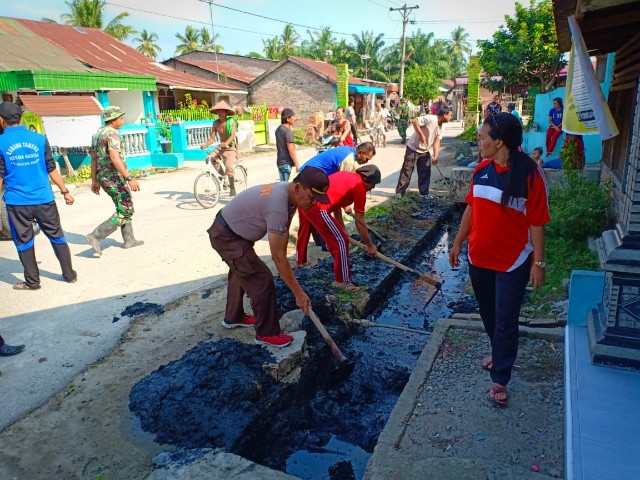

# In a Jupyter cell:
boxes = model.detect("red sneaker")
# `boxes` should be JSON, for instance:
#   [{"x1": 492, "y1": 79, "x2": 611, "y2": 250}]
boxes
[
  {"x1": 254, "y1": 333, "x2": 294, "y2": 348},
  {"x1": 221, "y1": 314, "x2": 256, "y2": 329}
]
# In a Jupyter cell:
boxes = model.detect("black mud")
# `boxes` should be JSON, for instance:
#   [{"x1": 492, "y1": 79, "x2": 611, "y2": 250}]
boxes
[
  {"x1": 121, "y1": 302, "x2": 165, "y2": 317},
  {"x1": 129, "y1": 196, "x2": 475, "y2": 479},
  {"x1": 129, "y1": 338, "x2": 281, "y2": 450}
]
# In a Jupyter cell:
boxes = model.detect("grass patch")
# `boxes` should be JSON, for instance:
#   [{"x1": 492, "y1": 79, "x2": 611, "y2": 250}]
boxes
[
  {"x1": 64, "y1": 165, "x2": 92, "y2": 185},
  {"x1": 293, "y1": 127, "x2": 316, "y2": 146}
]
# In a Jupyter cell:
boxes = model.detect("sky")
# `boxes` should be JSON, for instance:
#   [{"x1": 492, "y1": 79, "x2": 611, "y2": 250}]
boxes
[{"x1": 6, "y1": 0, "x2": 518, "y2": 61}]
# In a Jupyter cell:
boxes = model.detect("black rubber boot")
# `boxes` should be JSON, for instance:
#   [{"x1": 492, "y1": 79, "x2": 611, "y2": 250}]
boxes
[
  {"x1": 228, "y1": 176, "x2": 236, "y2": 197},
  {"x1": 121, "y1": 223, "x2": 144, "y2": 249},
  {"x1": 86, "y1": 219, "x2": 118, "y2": 256}
]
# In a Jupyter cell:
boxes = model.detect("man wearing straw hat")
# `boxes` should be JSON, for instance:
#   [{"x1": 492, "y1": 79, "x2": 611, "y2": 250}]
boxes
[
  {"x1": 201, "y1": 100, "x2": 239, "y2": 196},
  {"x1": 86, "y1": 105, "x2": 144, "y2": 256}
]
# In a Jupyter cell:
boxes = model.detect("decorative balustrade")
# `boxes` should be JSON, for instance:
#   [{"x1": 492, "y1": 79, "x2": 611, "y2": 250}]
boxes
[
  {"x1": 186, "y1": 124, "x2": 212, "y2": 149},
  {"x1": 120, "y1": 128, "x2": 149, "y2": 156}
]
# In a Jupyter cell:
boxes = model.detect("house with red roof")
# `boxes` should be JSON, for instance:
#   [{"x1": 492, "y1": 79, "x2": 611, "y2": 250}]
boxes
[
  {"x1": 0, "y1": 17, "x2": 247, "y2": 125},
  {"x1": 249, "y1": 56, "x2": 391, "y2": 124}
]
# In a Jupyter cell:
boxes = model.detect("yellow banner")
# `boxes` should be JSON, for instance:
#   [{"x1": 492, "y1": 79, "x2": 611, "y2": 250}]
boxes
[
  {"x1": 20, "y1": 112, "x2": 44, "y2": 134},
  {"x1": 336, "y1": 63, "x2": 349, "y2": 108},
  {"x1": 563, "y1": 16, "x2": 618, "y2": 139}
]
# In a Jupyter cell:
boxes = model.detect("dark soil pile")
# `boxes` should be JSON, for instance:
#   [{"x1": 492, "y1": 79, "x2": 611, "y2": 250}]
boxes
[
  {"x1": 121, "y1": 302, "x2": 165, "y2": 317},
  {"x1": 129, "y1": 338, "x2": 281, "y2": 450}
]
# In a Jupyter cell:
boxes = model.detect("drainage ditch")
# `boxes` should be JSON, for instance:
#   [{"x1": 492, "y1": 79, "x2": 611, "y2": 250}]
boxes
[{"x1": 130, "y1": 201, "x2": 477, "y2": 479}]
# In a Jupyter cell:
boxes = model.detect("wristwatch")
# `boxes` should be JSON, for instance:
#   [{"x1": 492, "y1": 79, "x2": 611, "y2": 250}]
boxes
[
  {"x1": 125, "y1": 175, "x2": 133, "y2": 181},
  {"x1": 61, "y1": 190, "x2": 69, "y2": 195},
  {"x1": 534, "y1": 260, "x2": 546, "y2": 269}
]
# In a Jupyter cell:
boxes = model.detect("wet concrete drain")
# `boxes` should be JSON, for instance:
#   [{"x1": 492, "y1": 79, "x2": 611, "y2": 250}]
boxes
[{"x1": 129, "y1": 215, "x2": 476, "y2": 479}]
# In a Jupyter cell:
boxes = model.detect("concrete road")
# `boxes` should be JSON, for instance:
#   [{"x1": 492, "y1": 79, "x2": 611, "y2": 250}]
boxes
[{"x1": 0, "y1": 121, "x2": 464, "y2": 430}]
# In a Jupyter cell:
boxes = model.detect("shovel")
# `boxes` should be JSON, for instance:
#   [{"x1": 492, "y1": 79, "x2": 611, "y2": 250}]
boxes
[
  {"x1": 307, "y1": 309, "x2": 355, "y2": 385},
  {"x1": 348, "y1": 237, "x2": 442, "y2": 289}
]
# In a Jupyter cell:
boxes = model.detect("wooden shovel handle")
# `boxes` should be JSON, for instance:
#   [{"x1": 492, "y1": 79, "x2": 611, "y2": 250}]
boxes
[
  {"x1": 308, "y1": 309, "x2": 348, "y2": 363},
  {"x1": 348, "y1": 237, "x2": 442, "y2": 288}
]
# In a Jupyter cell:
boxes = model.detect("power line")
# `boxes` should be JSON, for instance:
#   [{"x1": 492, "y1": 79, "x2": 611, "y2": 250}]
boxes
[{"x1": 390, "y1": 4, "x2": 420, "y2": 98}]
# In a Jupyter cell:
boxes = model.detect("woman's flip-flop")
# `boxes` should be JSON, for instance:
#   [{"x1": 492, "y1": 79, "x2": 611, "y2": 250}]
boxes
[
  {"x1": 489, "y1": 384, "x2": 508, "y2": 407},
  {"x1": 13, "y1": 282, "x2": 41, "y2": 291}
]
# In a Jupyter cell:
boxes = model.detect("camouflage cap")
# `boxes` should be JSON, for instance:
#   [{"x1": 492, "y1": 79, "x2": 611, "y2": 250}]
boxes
[{"x1": 103, "y1": 106, "x2": 125, "y2": 122}]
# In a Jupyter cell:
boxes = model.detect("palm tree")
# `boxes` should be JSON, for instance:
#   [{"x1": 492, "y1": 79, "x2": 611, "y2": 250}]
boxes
[
  {"x1": 448, "y1": 26, "x2": 471, "y2": 76},
  {"x1": 44, "y1": 0, "x2": 136, "y2": 41},
  {"x1": 351, "y1": 31, "x2": 388, "y2": 81},
  {"x1": 200, "y1": 28, "x2": 223, "y2": 53},
  {"x1": 134, "y1": 29, "x2": 161, "y2": 60},
  {"x1": 280, "y1": 24, "x2": 299, "y2": 57},
  {"x1": 404, "y1": 30, "x2": 451, "y2": 80},
  {"x1": 262, "y1": 36, "x2": 283, "y2": 60},
  {"x1": 300, "y1": 26, "x2": 335, "y2": 60},
  {"x1": 175, "y1": 26, "x2": 201, "y2": 56}
]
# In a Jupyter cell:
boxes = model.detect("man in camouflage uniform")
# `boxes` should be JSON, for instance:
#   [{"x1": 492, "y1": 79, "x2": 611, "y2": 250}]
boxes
[
  {"x1": 86, "y1": 106, "x2": 143, "y2": 256},
  {"x1": 397, "y1": 98, "x2": 412, "y2": 144}
]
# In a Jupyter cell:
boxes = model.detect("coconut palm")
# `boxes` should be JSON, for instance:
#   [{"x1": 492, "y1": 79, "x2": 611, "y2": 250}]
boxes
[
  {"x1": 200, "y1": 28, "x2": 223, "y2": 53},
  {"x1": 262, "y1": 36, "x2": 283, "y2": 60},
  {"x1": 350, "y1": 31, "x2": 388, "y2": 81},
  {"x1": 300, "y1": 26, "x2": 335, "y2": 60},
  {"x1": 43, "y1": 0, "x2": 136, "y2": 41},
  {"x1": 448, "y1": 26, "x2": 471, "y2": 76},
  {"x1": 134, "y1": 29, "x2": 161, "y2": 60},
  {"x1": 175, "y1": 26, "x2": 201, "y2": 56},
  {"x1": 280, "y1": 24, "x2": 299, "y2": 57}
]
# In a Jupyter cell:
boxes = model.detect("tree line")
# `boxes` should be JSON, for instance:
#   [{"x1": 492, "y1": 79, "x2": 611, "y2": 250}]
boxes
[{"x1": 42, "y1": 0, "x2": 562, "y2": 98}]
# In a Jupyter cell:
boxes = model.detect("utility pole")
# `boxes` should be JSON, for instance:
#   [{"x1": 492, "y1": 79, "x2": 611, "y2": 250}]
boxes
[
  {"x1": 199, "y1": 0, "x2": 220, "y2": 82},
  {"x1": 389, "y1": 4, "x2": 419, "y2": 98}
]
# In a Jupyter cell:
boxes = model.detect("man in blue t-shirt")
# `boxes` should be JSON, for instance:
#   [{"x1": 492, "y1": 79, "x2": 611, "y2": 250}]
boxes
[
  {"x1": 0, "y1": 101, "x2": 76, "y2": 290},
  {"x1": 300, "y1": 143, "x2": 375, "y2": 175}
]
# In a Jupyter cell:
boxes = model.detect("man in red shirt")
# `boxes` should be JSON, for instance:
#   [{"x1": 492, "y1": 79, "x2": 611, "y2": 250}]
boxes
[{"x1": 296, "y1": 165, "x2": 380, "y2": 291}]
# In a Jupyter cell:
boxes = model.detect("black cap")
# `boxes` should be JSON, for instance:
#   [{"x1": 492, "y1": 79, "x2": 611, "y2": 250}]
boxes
[
  {"x1": 0, "y1": 102, "x2": 22, "y2": 121},
  {"x1": 356, "y1": 164, "x2": 381, "y2": 185},
  {"x1": 281, "y1": 108, "x2": 295, "y2": 119},
  {"x1": 294, "y1": 166, "x2": 330, "y2": 204}
]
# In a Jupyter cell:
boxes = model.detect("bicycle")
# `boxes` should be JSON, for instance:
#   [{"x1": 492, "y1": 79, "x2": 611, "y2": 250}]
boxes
[
  {"x1": 193, "y1": 146, "x2": 248, "y2": 209},
  {"x1": 371, "y1": 126, "x2": 384, "y2": 148}
]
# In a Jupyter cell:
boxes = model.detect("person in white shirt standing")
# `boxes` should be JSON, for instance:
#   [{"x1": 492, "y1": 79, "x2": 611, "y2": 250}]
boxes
[
  {"x1": 370, "y1": 102, "x2": 388, "y2": 147},
  {"x1": 395, "y1": 106, "x2": 452, "y2": 201}
]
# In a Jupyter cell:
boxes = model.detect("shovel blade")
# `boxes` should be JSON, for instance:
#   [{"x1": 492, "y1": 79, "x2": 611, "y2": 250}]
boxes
[{"x1": 327, "y1": 358, "x2": 356, "y2": 387}]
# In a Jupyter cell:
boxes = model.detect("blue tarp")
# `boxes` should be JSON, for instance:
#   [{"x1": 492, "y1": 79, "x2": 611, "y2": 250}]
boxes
[{"x1": 348, "y1": 84, "x2": 385, "y2": 94}]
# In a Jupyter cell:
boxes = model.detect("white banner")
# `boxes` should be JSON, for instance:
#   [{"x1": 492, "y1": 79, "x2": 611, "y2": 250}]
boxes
[
  {"x1": 563, "y1": 15, "x2": 618, "y2": 140},
  {"x1": 41, "y1": 115, "x2": 102, "y2": 147}
]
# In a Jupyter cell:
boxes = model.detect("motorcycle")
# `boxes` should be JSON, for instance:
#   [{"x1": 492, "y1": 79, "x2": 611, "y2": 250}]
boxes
[
  {"x1": 315, "y1": 133, "x2": 341, "y2": 152},
  {"x1": 386, "y1": 111, "x2": 399, "y2": 131}
]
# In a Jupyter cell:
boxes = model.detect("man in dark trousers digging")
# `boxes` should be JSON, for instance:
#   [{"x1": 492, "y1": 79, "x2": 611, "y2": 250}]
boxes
[
  {"x1": 0, "y1": 101, "x2": 77, "y2": 290},
  {"x1": 86, "y1": 105, "x2": 144, "y2": 256},
  {"x1": 208, "y1": 166, "x2": 330, "y2": 348}
]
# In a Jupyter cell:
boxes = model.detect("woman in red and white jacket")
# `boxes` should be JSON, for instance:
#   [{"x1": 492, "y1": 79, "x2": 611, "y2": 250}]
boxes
[{"x1": 449, "y1": 112, "x2": 550, "y2": 407}]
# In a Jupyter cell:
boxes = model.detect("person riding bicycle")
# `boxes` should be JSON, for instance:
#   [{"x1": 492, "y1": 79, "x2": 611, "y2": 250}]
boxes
[
  {"x1": 370, "y1": 102, "x2": 388, "y2": 147},
  {"x1": 200, "y1": 100, "x2": 239, "y2": 197}
]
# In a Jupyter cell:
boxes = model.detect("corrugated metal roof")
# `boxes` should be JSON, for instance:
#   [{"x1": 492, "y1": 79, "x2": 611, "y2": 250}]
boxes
[
  {"x1": 290, "y1": 56, "x2": 368, "y2": 86},
  {"x1": 20, "y1": 95, "x2": 103, "y2": 116},
  {"x1": 0, "y1": 18, "x2": 92, "y2": 73},
  {"x1": 172, "y1": 58, "x2": 256, "y2": 84},
  {"x1": 16, "y1": 19, "x2": 245, "y2": 93}
]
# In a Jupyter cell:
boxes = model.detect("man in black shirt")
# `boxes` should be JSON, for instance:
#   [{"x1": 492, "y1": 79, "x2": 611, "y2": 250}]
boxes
[{"x1": 275, "y1": 108, "x2": 301, "y2": 181}]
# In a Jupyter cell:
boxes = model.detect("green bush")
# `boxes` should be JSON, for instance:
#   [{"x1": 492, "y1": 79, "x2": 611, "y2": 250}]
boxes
[
  {"x1": 546, "y1": 143, "x2": 613, "y2": 241},
  {"x1": 65, "y1": 165, "x2": 92, "y2": 184},
  {"x1": 457, "y1": 125, "x2": 477, "y2": 141}
]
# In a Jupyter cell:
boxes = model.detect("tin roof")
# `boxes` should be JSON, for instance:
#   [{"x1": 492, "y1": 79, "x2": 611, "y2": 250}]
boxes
[
  {"x1": 0, "y1": 18, "x2": 92, "y2": 73},
  {"x1": 16, "y1": 19, "x2": 245, "y2": 93},
  {"x1": 20, "y1": 95, "x2": 103, "y2": 116},
  {"x1": 289, "y1": 56, "x2": 367, "y2": 85},
  {"x1": 171, "y1": 58, "x2": 257, "y2": 84}
]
